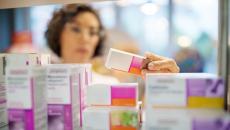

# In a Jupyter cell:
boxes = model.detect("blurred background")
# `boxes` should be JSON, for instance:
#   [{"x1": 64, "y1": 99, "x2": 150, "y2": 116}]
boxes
[{"x1": 0, "y1": 0, "x2": 226, "y2": 75}]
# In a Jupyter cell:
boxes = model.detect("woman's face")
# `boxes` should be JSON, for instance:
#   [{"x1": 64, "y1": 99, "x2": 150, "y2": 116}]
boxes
[{"x1": 60, "y1": 12, "x2": 100, "y2": 63}]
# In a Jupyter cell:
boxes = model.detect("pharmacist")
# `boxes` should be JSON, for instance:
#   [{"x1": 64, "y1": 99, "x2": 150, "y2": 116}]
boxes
[{"x1": 45, "y1": 4, "x2": 180, "y2": 83}]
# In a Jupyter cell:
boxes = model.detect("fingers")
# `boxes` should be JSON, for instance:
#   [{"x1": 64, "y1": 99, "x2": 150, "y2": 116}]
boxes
[
  {"x1": 142, "y1": 52, "x2": 180, "y2": 76},
  {"x1": 144, "y1": 52, "x2": 165, "y2": 61},
  {"x1": 147, "y1": 59, "x2": 180, "y2": 73},
  {"x1": 141, "y1": 58, "x2": 151, "y2": 69}
]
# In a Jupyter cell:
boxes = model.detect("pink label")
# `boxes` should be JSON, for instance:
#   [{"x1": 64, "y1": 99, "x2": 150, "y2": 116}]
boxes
[
  {"x1": 48, "y1": 105, "x2": 72, "y2": 130},
  {"x1": 130, "y1": 56, "x2": 143, "y2": 69},
  {"x1": 79, "y1": 74, "x2": 83, "y2": 127},
  {"x1": 85, "y1": 69, "x2": 88, "y2": 85},
  {"x1": 8, "y1": 109, "x2": 34, "y2": 130},
  {"x1": 111, "y1": 86, "x2": 136, "y2": 99}
]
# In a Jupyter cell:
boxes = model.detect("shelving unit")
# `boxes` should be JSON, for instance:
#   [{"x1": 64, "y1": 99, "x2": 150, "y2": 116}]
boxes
[
  {"x1": 0, "y1": 0, "x2": 107, "y2": 9},
  {"x1": 0, "y1": 0, "x2": 229, "y2": 129}
]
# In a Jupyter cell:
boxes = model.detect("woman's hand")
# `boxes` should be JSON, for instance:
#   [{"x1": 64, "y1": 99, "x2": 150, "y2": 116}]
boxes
[{"x1": 141, "y1": 52, "x2": 180, "y2": 76}]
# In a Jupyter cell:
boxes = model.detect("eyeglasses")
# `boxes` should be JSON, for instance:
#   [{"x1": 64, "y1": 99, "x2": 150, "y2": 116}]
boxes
[{"x1": 65, "y1": 23, "x2": 104, "y2": 38}]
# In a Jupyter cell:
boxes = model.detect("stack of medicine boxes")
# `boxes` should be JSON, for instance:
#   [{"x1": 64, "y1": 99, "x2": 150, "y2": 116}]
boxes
[
  {"x1": 144, "y1": 73, "x2": 226, "y2": 130},
  {"x1": 98, "y1": 48, "x2": 228, "y2": 130},
  {"x1": 82, "y1": 48, "x2": 145, "y2": 130}
]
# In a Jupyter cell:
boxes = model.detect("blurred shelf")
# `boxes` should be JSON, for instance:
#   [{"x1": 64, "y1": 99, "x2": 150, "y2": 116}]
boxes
[{"x1": 0, "y1": 0, "x2": 112, "y2": 9}]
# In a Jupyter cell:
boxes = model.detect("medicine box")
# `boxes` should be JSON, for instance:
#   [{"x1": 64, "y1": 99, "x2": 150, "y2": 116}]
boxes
[
  {"x1": 146, "y1": 73, "x2": 224, "y2": 109},
  {"x1": 6, "y1": 66, "x2": 47, "y2": 130},
  {"x1": 83, "y1": 107, "x2": 139, "y2": 130},
  {"x1": 105, "y1": 48, "x2": 145, "y2": 75},
  {"x1": 87, "y1": 83, "x2": 138, "y2": 107}
]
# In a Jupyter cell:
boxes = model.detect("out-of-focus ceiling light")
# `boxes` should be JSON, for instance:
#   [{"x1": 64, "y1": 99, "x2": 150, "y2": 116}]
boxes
[
  {"x1": 140, "y1": 2, "x2": 159, "y2": 15},
  {"x1": 116, "y1": 0, "x2": 129, "y2": 7},
  {"x1": 177, "y1": 35, "x2": 192, "y2": 48},
  {"x1": 173, "y1": 0, "x2": 184, "y2": 5},
  {"x1": 131, "y1": 0, "x2": 148, "y2": 5}
]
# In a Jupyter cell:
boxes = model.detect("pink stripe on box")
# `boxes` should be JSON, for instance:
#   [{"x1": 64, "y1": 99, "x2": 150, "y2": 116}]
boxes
[
  {"x1": 64, "y1": 105, "x2": 72, "y2": 130},
  {"x1": 8, "y1": 109, "x2": 34, "y2": 130},
  {"x1": 29, "y1": 78, "x2": 34, "y2": 130},
  {"x1": 128, "y1": 56, "x2": 135, "y2": 72},
  {"x1": 130, "y1": 56, "x2": 143, "y2": 69},
  {"x1": 111, "y1": 86, "x2": 136, "y2": 99},
  {"x1": 25, "y1": 109, "x2": 34, "y2": 130},
  {"x1": 66, "y1": 76, "x2": 73, "y2": 130}
]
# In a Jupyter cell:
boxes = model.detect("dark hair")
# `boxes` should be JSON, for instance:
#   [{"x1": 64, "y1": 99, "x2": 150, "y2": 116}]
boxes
[{"x1": 45, "y1": 4, "x2": 104, "y2": 57}]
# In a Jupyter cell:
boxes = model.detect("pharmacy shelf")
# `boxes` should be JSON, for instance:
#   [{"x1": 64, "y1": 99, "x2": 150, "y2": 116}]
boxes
[{"x1": 0, "y1": 0, "x2": 109, "y2": 9}]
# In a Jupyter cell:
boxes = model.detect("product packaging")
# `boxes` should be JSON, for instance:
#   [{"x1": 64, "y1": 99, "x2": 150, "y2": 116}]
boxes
[
  {"x1": 83, "y1": 107, "x2": 139, "y2": 130},
  {"x1": 146, "y1": 73, "x2": 224, "y2": 109},
  {"x1": 87, "y1": 83, "x2": 138, "y2": 107},
  {"x1": 105, "y1": 48, "x2": 145, "y2": 75},
  {"x1": 6, "y1": 66, "x2": 47, "y2": 130}
]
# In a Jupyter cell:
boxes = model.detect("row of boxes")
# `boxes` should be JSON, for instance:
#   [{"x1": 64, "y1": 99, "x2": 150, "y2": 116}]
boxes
[
  {"x1": 5, "y1": 64, "x2": 92, "y2": 130},
  {"x1": 0, "y1": 53, "x2": 94, "y2": 130},
  {"x1": 0, "y1": 53, "x2": 50, "y2": 128},
  {"x1": 1, "y1": 48, "x2": 229, "y2": 130}
]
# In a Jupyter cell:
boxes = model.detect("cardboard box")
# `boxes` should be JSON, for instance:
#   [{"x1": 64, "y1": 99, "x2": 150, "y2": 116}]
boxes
[
  {"x1": 83, "y1": 107, "x2": 139, "y2": 130},
  {"x1": 146, "y1": 73, "x2": 224, "y2": 109},
  {"x1": 1, "y1": 53, "x2": 50, "y2": 75},
  {"x1": 105, "y1": 48, "x2": 145, "y2": 75},
  {"x1": 87, "y1": 83, "x2": 138, "y2": 107},
  {"x1": 47, "y1": 64, "x2": 91, "y2": 129},
  {"x1": 144, "y1": 108, "x2": 230, "y2": 130},
  {"x1": 0, "y1": 53, "x2": 50, "y2": 128},
  {"x1": 6, "y1": 66, "x2": 47, "y2": 130}
]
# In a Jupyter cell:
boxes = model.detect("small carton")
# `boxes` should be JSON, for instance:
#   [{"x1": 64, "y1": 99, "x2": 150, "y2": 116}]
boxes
[
  {"x1": 6, "y1": 66, "x2": 47, "y2": 130},
  {"x1": 144, "y1": 108, "x2": 230, "y2": 130},
  {"x1": 105, "y1": 48, "x2": 145, "y2": 75},
  {"x1": 87, "y1": 83, "x2": 138, "y2": 107},
  {"x1": 83, "y1": 107, "x2": 139, "y2": 130},
  {"x1": 47, "y1": 64, "x2": 90, "y2": 129},
  {"x1": 146, "y1": 73, "x2": 224, "y2": 109}
]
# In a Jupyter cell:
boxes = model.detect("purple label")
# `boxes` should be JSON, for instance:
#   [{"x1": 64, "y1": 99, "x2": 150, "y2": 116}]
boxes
[
  {"x1": 8, "y1": 109, "x2": 34, "y2": 130},
  {"x1": 187, "y1": 79, "x2": 224, "y2": 97},
  {"x1": 193, "y1": 118, "x2": 230, "y2": 130},
  {"x1": 48, "y1": 104, "x2": 72, "y2": 130}
]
